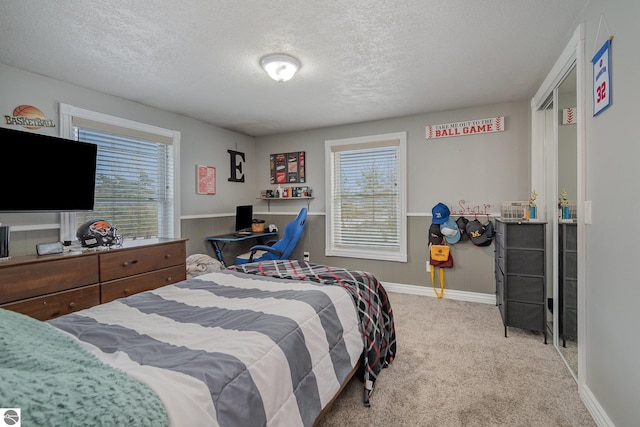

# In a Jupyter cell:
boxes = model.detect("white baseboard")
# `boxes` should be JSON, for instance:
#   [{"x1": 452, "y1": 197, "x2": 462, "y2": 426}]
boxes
[
  {"x1": 580, "y1": 384, "x2": 615, "y2": 427},
  {"x1": 381, "y1": 281, "x2": 496, "y2": 305}
]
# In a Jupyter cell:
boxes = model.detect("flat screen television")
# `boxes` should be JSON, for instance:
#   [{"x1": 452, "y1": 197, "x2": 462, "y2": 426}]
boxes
[
  {"x1": 235, "y1": 205, "x2": 253, "y2": 232},
  {"x1": 1, "y1": 126, "x2": 97, "y2": 212}
]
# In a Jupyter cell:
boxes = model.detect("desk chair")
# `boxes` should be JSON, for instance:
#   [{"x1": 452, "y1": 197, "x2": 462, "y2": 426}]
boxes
[{"x1": 235, "y1": 207, "x2": 307, "y2": 265}]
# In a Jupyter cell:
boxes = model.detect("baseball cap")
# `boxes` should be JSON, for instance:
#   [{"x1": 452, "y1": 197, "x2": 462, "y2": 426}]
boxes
[
  {"x1": 456, "y1": 216, "x2": 470, "y2": 241},
  {"x1": 440, "y1": 217, "x2": 461, "y2": 244},
  {"x1": 428, "y1": 223, "x2": 444, "y2": 245},
  {"x1": 466, "y1": 219, "x2": 487, "y2": 246},
  {"x1": 484, "y1": 220, "x2": 495, "y2": 239},
  {"x1": 474, "y1": 220, "x2": 495, "y2": 246},
  {"x1": 431, "y1": 202, "x2": 450, "y2": 224}
]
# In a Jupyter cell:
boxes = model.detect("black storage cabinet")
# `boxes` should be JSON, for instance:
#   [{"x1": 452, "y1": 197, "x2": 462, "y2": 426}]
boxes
[
  {"x1": 559, "y1": 223, "x2": 577, "y2": 346},
  {"x1": 494, "y1": 219, "x2": 547, "y2": 343}
]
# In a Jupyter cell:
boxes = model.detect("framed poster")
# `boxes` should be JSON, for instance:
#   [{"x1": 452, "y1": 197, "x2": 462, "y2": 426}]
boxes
[
  {"x1": 270, "y1": 151, "x2": 305, "y2": 184},
  {"x1": 196, "y1": 165, "x2": 216, "y2": 195},
  {"x1": 592, "y1": 39, "x2": 612, "y2": 116}
]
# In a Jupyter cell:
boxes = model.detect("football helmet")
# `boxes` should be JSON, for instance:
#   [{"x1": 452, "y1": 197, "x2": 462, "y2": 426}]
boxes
[{"x1": 76, "y1": 219, "x2": 119, "y2": 248}]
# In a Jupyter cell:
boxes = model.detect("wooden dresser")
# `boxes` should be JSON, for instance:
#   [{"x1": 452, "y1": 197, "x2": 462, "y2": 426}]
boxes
[{"x1": 0, "y1": 238, "x2": 186, "y2": 321}]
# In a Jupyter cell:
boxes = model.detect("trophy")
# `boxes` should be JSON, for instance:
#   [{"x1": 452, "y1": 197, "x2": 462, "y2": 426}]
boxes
[
  {"x1": 529, "y1": 190, "x2": 538, "y2": 219},
  {"x1": 560, "y1": 189, "x2": 570, "y2": 220}
]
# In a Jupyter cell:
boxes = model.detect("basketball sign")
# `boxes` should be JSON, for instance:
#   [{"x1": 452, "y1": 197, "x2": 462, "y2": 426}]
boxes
[{"x1": 4, "y1": 104, "x2": 56, "y2": 129}]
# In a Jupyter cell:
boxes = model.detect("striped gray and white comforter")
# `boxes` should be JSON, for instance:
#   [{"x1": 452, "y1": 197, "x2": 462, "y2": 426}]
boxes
[{"x1": 49, "y1": 268, "x2": 363, "y2": 427}]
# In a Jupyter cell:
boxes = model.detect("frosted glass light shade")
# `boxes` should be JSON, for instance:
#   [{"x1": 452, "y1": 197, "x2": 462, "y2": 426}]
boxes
[{"x1": 260, "y1": 54, "x2": 301, "y2": 82}]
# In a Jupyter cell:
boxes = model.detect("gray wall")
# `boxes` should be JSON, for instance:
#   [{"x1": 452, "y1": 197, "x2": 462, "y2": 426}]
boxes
[
  {"x1": 1, "y1": 62, "x2": 529, "y2": 297},
  {"x1": 577, "y1": 1, "x2": 640, "y2": 425},
  {"x1": 254, "y1": 102, "x2": 531, "y2": 215},
  {"x1": 0, "y1": 63, "x2": 255, "y2": 256},
  {"x1": 252, "y1": 101, "x2": 530, "y2": 294},
  {"x1": 0, "y1": 56, "x2": 538, "y2": 326}
]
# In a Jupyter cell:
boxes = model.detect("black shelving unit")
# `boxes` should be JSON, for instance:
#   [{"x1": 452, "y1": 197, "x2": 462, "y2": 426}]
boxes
[
  {"x1": 495, "y1": 219, "x2": 547, "y2": 343},
  {"x1": 559, "y1": 222, "x2": 577, "y2": 346}
]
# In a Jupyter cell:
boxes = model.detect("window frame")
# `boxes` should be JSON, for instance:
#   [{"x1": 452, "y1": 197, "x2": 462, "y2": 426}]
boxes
[
  {"x1": 324, "y1": 131, "x2": 407, "y2": 262},
  {"x1": 58, "y1": 103, "x2": 181, "y2": 243}
]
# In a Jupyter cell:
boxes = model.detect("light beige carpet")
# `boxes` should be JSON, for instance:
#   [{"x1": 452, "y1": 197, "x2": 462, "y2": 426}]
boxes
[{"x1": 317, "y1": 291, "x2": 595, "y2": 427}]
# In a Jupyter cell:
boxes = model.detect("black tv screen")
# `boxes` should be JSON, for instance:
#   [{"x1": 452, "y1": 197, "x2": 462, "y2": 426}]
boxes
[
  {"x1": 1, "y1": 126, "x2": 97, "y2": 211},
  {"x1": 235, "y1": 205, "x2": 253, "y2": 232}
]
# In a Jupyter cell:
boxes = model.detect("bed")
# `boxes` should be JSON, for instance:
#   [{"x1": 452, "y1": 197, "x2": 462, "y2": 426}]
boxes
[{"x1": 0, "y1": 260, "x2": 396, "y2": 427}]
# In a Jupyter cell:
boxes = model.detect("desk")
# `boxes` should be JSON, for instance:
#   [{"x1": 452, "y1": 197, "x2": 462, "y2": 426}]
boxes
[{"x1": 206, "y1": 232, "x2": 278, "y2": 266}]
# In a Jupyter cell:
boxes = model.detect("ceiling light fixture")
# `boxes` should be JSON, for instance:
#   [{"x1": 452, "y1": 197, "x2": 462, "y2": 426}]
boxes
[{"x1": 260, "y1": 53, "x2": 301, "y2": 82}]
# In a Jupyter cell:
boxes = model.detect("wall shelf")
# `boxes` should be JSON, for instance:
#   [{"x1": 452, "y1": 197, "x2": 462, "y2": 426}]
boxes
[{"x1": 258, "y1": 197, "x2": 314, "y2": 211}]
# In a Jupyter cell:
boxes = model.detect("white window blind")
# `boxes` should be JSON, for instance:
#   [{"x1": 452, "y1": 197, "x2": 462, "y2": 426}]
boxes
[
  {"x1": 325, "y1": 132, "x2": 407, "y2": 262},
  {"x1": 74, "y1": 127, "x2": 174, "y2": 240}
]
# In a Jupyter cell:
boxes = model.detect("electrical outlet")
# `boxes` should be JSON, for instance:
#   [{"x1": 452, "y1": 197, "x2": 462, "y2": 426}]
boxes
[{"x1": 303, "y1": 251, "x2": 310, "y2": 262}]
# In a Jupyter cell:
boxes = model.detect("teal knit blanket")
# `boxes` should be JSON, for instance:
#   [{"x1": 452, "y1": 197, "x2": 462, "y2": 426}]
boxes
[{"x1": 0, "y1": 308, "x2": 167, "y2": 427}]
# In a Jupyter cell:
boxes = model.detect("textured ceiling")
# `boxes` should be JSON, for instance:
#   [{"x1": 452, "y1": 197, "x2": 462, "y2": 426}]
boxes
[{"x1": 0, "y1": 1, "x2": 587, "y2": 137}]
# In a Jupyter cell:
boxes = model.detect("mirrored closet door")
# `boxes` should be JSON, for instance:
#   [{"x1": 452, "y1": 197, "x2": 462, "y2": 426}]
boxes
[
  {"x1": 531, "y1": 25, "x2": 585, "y2": 385},
  {"x1": 541, "y1": 65, "x2": 578, "y2": 380},
  {"x1": 556, "y1": 67, "x2": 578, "y2": 377}
]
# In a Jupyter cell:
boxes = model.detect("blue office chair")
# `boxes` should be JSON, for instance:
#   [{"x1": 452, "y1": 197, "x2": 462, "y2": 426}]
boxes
[{"x1": 235, "y1": 207, "x2": 307, "y2": 265}]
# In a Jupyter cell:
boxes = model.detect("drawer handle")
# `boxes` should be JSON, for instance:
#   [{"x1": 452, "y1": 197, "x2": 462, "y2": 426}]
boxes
[
  {"x1": 122, "y1": 259, "x2": 139, "y2": 267},
  {"x1": 124, "y1": 288, "x2": 130, "y2": 295},
  {"x1": 166, "y1": 276, "x2": 172, "y2": 282},
  {"x1": 165, "y1": 254, "x2": 172, "y2": 259},
  {"x1": 68, "y1": 302, "x2": 76, "y2": 309}
]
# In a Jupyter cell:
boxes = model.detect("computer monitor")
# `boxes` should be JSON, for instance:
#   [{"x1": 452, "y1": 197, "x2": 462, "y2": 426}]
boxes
[{"x1": 235, "y1": 205, "x2": 253, "y2": 232}]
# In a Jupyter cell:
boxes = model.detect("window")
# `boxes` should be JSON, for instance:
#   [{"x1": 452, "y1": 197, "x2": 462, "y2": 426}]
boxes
[
  {"x1": 325, "y1": 132, "x2": 407, "y2": 262},
  {"x1": 59, "y1": 104, "x2": 180, "y2": 243}
]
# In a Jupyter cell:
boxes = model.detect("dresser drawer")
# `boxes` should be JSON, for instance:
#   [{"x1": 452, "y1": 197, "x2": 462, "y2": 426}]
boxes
[
  {"x1": 562, "y1": 307, "x2": 578, "y2": 337},
  {"x1": 563, "y1": 251, "x2": 577, "y2": 279},
  {"x1": 506, "y1": 301, "x2": 544, "y2": 332},
  {"x1": 505, "y1": 223, "x2": 545, "y2": 249},
  {"x1": 495, "y1": 270, "x2": 505, "y2": 317},
  {"x1": 494, "y1": 242, "x2": 505, "y2": 275},
  {"x1": 506, "y1": 248, "x2": 544, "y2": 276},
  {"x1": 101, "y1": 265, "x2": 186, "y2": 303},
  {"x1": 505, "y1": 275, "x2": 544, "y2": 303},
  {"x1": 99, "y1": 241, "x2": 186, "y2": 282},
  {"x1": 1, "y1": 284, "x2": 100, "y2": 321},
  {"x1": 0, "y1": 256, "x2": 99, "y2": 304},
  {"x1": 562, "y1": 278, "x2": 578, "y2": 309},
  {"x1": 562, "y1": 223, "x2": 577, "y2": 251}
]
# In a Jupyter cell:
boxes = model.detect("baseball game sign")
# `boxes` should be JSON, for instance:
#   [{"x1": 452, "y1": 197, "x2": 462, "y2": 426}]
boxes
[{"x1": 426, "y1": 116, "x2": 504, "y2": 140}]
